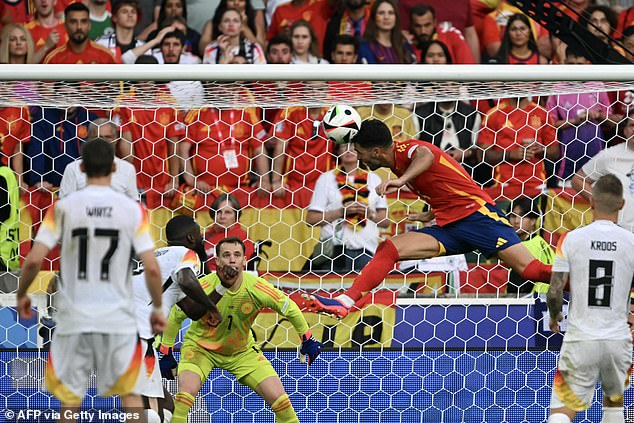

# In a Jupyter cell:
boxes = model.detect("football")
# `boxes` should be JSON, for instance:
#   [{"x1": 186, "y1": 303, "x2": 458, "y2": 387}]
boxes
[{"x1": 322, "y1": 105, "x2": 362, "y2": 144}]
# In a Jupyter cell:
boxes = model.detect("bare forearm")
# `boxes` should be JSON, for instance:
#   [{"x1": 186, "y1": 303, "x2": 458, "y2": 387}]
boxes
[
  {"x1": 398, "y1": 147, "x2": 433, "y2": 184},
  {"x1": 482, "y1": 147, "x2": 505, "y2": 165},
  {"x1": 17, "y1": 260, "x2": 40, "y2": 297},
  {"x1": 547, "y1": 272, "x2": 568, "y2": 319},
  {"x1": 306, "y1": 209, "x2": 343, "y2": 226},
  {"x1": 572, "y1": 172, "x2": 592, "y2": 201}
]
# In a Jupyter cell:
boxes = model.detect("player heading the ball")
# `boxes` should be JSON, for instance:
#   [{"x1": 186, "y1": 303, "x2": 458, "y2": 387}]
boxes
[{"x1": 303, "y1": 118, "x2": 552, "y2": 318}]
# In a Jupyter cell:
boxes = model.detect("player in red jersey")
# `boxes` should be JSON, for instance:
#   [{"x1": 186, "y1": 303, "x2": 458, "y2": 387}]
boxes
[{"x1": 303, "y1": 119, "x2": 552, "y2": 318}]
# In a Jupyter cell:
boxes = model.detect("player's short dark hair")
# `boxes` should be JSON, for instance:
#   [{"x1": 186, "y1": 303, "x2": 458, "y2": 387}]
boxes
[
  {"x1": 353, "y1": 119, "x2": 393, "y2": 148},
  {"x1": 410, "y1": 4, "x2": 435, "y2": 19},
  {"x1": 508, "y1": 197, "x2": 541, "y2": 220},
  {"x1": 216, "y1": 236, "x2": 246, "y2": 256},
  {"x1": 333, "y1": 34, "x2": 359, "y2": 54},
  {"x1": 593, "y1": 173, "x2": 623, "y2": 213},
  {"x1": 65, "y1": 2, "x2": 89, "y2": 18},
  {"x1": 81, "y1": 138, "x2": 114, "y2": 178},
  {"x1": 161, "y1": 29, "x2": 186, "y2": 46},
  {"x1": 266, "y1": 35, "x2": 292, "y2": 55},
  {"x1": 565, "y1": 44, "x2": 587, "y2": 59},
  {"x1": 166, "y1": 215, "x2": 199, "y2": 243},
  {"x1": 112, "y1": 0, "x2": 141, "y2": 16},
  {"x1": 210, "y1": 193, "x2": 241, "y2": 221}
]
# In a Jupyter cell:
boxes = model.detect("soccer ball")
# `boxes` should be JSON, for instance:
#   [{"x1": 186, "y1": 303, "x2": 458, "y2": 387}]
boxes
[{"x1": 322, "y1": 105, "x2": 362, "y2": 144}]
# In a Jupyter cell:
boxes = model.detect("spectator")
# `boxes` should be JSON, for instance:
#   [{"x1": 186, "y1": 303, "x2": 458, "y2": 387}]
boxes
[
  {"x1": 59, "y1": 119, "x2": 138, "y2": 199},
  {"x1": 96, "y1": 0, "x2": 175, "y2": 63},
  {"x1": 43, "y1": 3, "x2": 116, "y2": 64},
  {"x1": 142, "y1": 0, "x2": 202, "y2": 57},
  {"x1": 187, "y1": 0, "x2": 265, "y2": 36},
  {"x1": 0, "y1": 24, "x2": 36, "y2": 64},
  {"x1": 179, "y1": 106, "x2": 270, "y2": 208},
  {"x1": 266, "y1": 34, "x2": 292, "y2": 64},
  {"x1": 322, "y1": 0, "x2": 370, "y2": 62},
  {"x1": 546, "y1": 46, "x2": 612, "y2": 186},
  {"x1": 0, "y1": 106, "x2": 31, "y2": 192},
  {"x1": 359, "y1": 0, "x2": 415, "y2": 64},
  {"x1": 409, "y1": 4, "x2": 475, "y2": 64},
  {"x1": 327, "y1": 35, "x2": 371, "y2": 101},
  {"x1": 306, "y1": 143, "x2": 389, "y2": 273},
  {"x1": 0, "y1": 0, "x2": 33, "y2": 26},
  {"x1": 24, "y1": 103, "x2": 96, "y2": 232},
  {"x1": 199, "y1": 0, "x2": 265, "y2": 53},
  {"x1": 399, "y1": 0, "x2": 480, "y2": 62},
  {"x1": 506, "y1": 196, "x2": 554, "y2": 295},
  {"x1": 330, "y1": 33, "x2": 358, "y2": 64},
  {"x1": 478, "y1": 97, "x2": 558, "y2": 201},
  {"x1": 84, "y1": 0, "x2": 112, "y2": 40},
  {"x1": 479, "y1": 1, "x2": 551, "y2": 61},
  {"x1": 202, "y1": 8, "x2": 266, "y2": 64},
  {"x1": 267, "y1": 0, "x2": 331, "y2": 52},
  {"x1": 572, "y1": 110, "x2": 634, "y2": 232},
  {"x1": 493, "y1": 13, "x2": 548, "y2": 64},
  {"x1": 290, "y1": 20, "x2": 328, "y2": 63},
  {"x1": 623, "y1": 25, "x2": 634, "y2": 63},
  {"x1": 152, "y1": 20, "x2": 201, "y2": 64},
  {"x1": 203, "y1": 193, "x2": 255, "y2": 273},
  {"x1": 582, "y1": 5, "x2": 619, "y2": 51},
  {"x1": 270, "y1": 106, "x2": 335, "y2": 207},
  {"x1": 616, "y1": 6, "x2": 634, "y2": 38},
  {"x1": 25, "y1": 0, "x2": 69, "y2": 63},
  {"x1": 357, "y1": 101, "x2": 418, "y2": 141}
]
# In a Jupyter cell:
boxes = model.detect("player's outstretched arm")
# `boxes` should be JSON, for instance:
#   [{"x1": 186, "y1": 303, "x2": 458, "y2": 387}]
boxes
[
  {"x1": 175, "y1": 268, "x2": 219, "y2": 314},
  {"x1": 17, "y1": 242, "x2": 51, "y2": 319},
  {"x1": 376, "y1": 146, "x2": 434, "y2": 196},
  {"x1": 138, "y1": 249, "x2": 167, "y2": 333},
  {"x1": 546, "y1": 271, "x2": 568, "y2": 334}
]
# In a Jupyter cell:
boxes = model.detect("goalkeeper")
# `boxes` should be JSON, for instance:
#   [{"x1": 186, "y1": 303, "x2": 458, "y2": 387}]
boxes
[{"x1": 162, "y1": 236, "x2": 322, "y2": 423}]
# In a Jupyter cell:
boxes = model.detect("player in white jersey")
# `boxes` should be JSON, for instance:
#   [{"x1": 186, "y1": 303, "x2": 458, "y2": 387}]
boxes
[
  {"x1": 17, "y1": 139, "x2": 167, "y2": 416},
  {"x1": 132, "y1": 214, "x2": 221, "y2": 423},
  {"x1": 547, "y1": 174, "x2": 634, "y2": 423}
]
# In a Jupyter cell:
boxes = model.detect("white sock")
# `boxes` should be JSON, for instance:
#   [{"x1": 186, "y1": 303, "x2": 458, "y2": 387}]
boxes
[
  {"x1": 145, "y1": 409, "x2": 161, "y2": 423},
  {"x1": 602, "y1": 407, "x2": 624, "y2": 423},
  {"x1": 336, "y1": 294, "x2": 354, "y2": 308},
  {"x1": 548, "y1": 413, "x2": 571, "y2": 423}
]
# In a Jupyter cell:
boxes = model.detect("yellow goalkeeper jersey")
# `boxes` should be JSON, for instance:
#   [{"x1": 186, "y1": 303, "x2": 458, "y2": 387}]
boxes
[{"x1": 185, "y1": 272, "x2": 309, "y2": 355}]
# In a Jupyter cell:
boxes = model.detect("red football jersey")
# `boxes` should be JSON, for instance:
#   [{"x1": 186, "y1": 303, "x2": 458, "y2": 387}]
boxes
[
  {"x1": 118, "y1": 105, "x2": 184, "y2": 207},
  {"x1": 267, "y1": 0, "x2": 331, "y2": 52},
  {"x1": 478, "y1": 100, "x2": 556, "y2": 199},
  {"x1": 392, "y1": 140, "x2": 494, "y2": 226},
  {"x1": 25, "y1": 20, "x2": 68, "y2": 56},
  {"x1": 0, "y1": 106, "x2": 30, "y2": 166},
  {"x1": 183, "y1": 107, "x2": 266, "y2": 192},
  {"x1": 43, "y1": 40, "x2": 116, "y2": 64}
]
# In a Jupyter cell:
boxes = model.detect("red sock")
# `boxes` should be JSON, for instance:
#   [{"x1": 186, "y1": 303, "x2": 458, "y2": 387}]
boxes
[
  {"x1": 346, "y1": 239, "x2": 400, "y2": 301},
  {"x1": 520, "y1": 259, "x2": 552, "y2": 282}
]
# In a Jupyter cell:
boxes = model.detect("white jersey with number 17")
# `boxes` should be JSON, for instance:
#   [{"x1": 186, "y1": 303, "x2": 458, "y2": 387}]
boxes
[
  {"x1": 35, "y1": 185, "x2": 155, "y2": 335},
  {"x1": 553, "y1": 220, "x2": 634, "y2": 342},
  {"x1": 132, "y1": 246, "x2": 202, "y2": 339}
]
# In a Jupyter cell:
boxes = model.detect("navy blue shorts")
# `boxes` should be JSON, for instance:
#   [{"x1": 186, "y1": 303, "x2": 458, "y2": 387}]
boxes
[{"x1": 415, "y1": 203, "x2": 521, "y2": 258}]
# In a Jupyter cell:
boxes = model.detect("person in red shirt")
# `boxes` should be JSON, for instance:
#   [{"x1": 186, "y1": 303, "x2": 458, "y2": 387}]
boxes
[
  {"x1": 180, "y1": 106, "x2": 269, "y2": 209},
  {"x1": 0, "y1": 0, "x2": 33, "y2": 26},
  {"x1": 270, "y1": 105, "x2": 335, "y2": 207},
  {"x1": 409, "y1": 4, "x2": 475, "y2": 64},
  {"x1": 0, "y1": 106, "x2": 30, "y2": 191},
  {"x1": 267, "y1": 0, "x2": 331, "y2": 54},
  {"x1": 302, "y1": 119, "x2": 552, "y2": 318},
  {"x1": 478, "y1": 97, "x2": 558, "y2": 200},
  {"x1": 203, "y1": 193, "x2": 255, "y2": 273},
  {"x1": 25, "y1": 0, "x2": 69, "y2": 63},
  {"x1": 43, "y1": 2, "x2": 116, "y2": 64},
  {"x1": 493, "y1": 13, "x2": 548, "y2": 64},
  {"x1": 117, "y1": 84, "x2": 184, "y2": 210}
]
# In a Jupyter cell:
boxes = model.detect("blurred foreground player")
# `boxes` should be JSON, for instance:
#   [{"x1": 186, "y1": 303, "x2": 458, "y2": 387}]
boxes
[
  {"x1": 303, "y1": 119, "x2": 552, "y2": 318},
  {"x1": 17, "y1": 139, "x2": 166, "y2": 418},
  {"x1": 132, "y1": 215, "x2": 221, "y2": 423},
  {"x1": 168, "y1": 237, "x2": 322, "y2": 423},
  {"x1": 547, "y1": 174, "x2": 634, "y2": 423}
]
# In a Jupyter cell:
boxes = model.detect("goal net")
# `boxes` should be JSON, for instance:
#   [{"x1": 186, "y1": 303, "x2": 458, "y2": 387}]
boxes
[{"x1": 1, "y1": 64, "x2": 634, "y2": 423}]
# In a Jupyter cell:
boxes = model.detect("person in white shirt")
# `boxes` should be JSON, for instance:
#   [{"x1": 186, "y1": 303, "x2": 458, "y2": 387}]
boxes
[
  {"x1": 17, "y1": 139, "x2": 167, "y2": 413},
  {"x1": 572, "y1": 110, "x2": 634, "y2": 232},
  {"x1": 306, "y1": 143, "x2": 389, "y2": 272},
  {"x1": 59, "y1": 118, "x2": 138, "y2": 199},
  {"x1": 547, "y1": 174, "x2": 634, "y2": 423}
]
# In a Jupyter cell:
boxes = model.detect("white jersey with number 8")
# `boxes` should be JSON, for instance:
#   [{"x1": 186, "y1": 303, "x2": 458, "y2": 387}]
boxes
[{"x1": 35, "y1": 185, "x2": 155, "y2": 335}]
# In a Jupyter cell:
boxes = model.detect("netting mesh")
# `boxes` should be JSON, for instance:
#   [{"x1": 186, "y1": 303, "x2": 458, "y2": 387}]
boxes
[{"x1": 1, "y1": 76, "x2": 634, "y2": 422}]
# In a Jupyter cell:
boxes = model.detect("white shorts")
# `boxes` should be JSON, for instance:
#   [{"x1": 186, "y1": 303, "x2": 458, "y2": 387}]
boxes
[
  {"x1": 140, "y1": 338, "x2": 164, "y2": 398},
  {"x1": 551, "y1": 339, "x2": 632, "y2": 411},
  {"x1": 46, "y1": 333, "x2": 146, "y2": 405}
]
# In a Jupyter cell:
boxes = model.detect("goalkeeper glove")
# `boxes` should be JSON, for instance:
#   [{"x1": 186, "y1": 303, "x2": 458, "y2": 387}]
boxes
[
  {"x1": 300, "y1": 330, "x2": 323, "y2": 365},
  {"x1": 157, "y1": 345, "x2": 178, "y2": 379}
]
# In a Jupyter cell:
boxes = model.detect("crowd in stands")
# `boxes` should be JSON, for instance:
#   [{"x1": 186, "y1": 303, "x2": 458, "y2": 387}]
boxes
[{"x1": 0, "y1": 0, "x2": 633, "y2": 287}]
